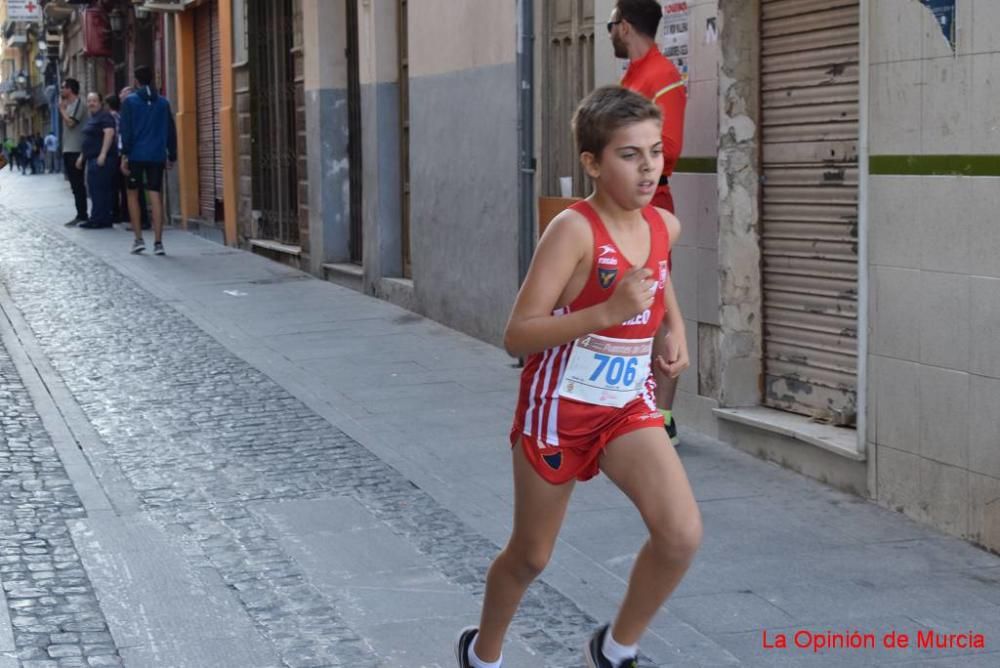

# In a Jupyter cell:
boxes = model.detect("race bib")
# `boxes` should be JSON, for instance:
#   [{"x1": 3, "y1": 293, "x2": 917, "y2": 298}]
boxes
[{"x1": 559, "y1": 335, "x2": 652, "y2": 407}]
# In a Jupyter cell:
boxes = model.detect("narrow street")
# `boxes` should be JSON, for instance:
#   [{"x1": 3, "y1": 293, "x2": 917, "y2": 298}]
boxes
[{"x1": 0, "y1": 170, "x2": 999, "y2": 667}]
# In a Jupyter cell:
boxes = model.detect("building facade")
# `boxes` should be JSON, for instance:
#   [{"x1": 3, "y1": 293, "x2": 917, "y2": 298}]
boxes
[
  {"x1": 588, "y1": 0, "x2": 1000, "y2": 553},
  {"x1": 25, "y1": 1, "x2": 990, "y2": 552},
  {"x1": 237, "y1": 0, "x2": 525, "y2": 347},
  {"x1": 1, "y1": 0, "x2": 49, "y2": 142}
]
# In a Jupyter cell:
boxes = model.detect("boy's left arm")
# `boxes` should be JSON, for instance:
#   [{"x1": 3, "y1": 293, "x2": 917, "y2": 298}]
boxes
[
  {"x1": 657, "y1": 276, "x2": 689, "y2": 379},
  {"x1": 654, "y1": 210, "x2": 690, "y2": 379}
]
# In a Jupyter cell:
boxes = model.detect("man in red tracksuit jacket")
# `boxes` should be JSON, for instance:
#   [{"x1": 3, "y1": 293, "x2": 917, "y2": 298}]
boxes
[{"x1": 609, "y1": 0, "x2": 687, "y2": 446}]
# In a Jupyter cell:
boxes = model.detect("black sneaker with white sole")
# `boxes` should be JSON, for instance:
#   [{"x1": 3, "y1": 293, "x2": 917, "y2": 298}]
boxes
[
  {"x1": 585, "y1": 625, "x2": 638, "y2": 668},
  {"x1": 455, "y1": 626, "x2": 478, "y2": 667},
  {"x1": 154, "y1": 241, "x2": 165, "y2": 255},
  {"x1": 131, "y1": 238, "x2": 146, "y2": 254}
]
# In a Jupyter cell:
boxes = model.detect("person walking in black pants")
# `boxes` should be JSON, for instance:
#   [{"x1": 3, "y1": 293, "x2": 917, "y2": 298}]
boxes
[
  {"x1": 59, "y1": 78, "x2": 89, "y2": 226},
  {"x1": 120, "y1": 66, "x2": 177, "y2": 254}
]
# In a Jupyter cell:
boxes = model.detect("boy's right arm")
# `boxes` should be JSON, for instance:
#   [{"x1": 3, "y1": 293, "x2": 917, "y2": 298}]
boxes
[{"x1": 503, "y1": 211, "x2": 656, "y2": 357}]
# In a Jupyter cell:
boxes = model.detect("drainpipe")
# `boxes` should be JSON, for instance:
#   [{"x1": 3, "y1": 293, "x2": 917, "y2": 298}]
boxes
[
  {"x1": 516, "y1": 0, "x2": 535, "y2": 284},
  {"x1": 856, "y1": 0, "x2": 870, "y2": 459}
]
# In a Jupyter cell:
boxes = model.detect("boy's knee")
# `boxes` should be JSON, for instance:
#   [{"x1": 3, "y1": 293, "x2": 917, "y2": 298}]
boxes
[
  {"x1": 521, "y1": 549, "x2": 553, "y2": 580},
  {"x1": 504, "y1": 545, "x2": 553, "y2": 581},
  {"x1": 651, "y1": 513, "x2": 702, "y2": 563}
]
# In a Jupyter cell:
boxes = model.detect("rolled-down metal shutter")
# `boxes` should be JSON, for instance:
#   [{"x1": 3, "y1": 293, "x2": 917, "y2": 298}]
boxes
[
  {"x1": 760, "y1": 0, "x2": 859, "y2": 422},
  {"x1": 195, "y1": 0, "x2": 223, "y2": 222}
]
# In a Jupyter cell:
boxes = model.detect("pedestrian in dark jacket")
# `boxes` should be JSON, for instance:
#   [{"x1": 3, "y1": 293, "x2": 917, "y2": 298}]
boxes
[
  {"x1": 120, "y1": 65, "x2": 177, "y2": 255},
  {"x1": 17, "y1": 136, "x2": 31, "y2": 174},
  {"x1": 110, "y1": 89, "x2": 150, "y2": 229},
  {"x1": 76, "y1": 92, "x2": 118, "y2": 228},
  {"x1": 33, "y1": 134, "x2": 44, "y2": 175}
]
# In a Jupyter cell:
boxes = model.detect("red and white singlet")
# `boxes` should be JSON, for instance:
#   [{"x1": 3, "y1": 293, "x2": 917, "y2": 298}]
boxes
[{"x1": 510, "y1": 200, "x2": 670, "y2": 484}]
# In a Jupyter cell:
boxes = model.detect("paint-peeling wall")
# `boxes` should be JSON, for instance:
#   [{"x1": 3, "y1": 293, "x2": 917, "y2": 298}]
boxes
[{"x1": 714, "y1": 0, "x2": 761, "y2": 413}]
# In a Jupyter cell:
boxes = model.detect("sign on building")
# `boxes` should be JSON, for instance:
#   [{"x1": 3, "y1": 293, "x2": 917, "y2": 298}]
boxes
[
  {"x1": 8, "y1": 0, "x2": 43, "y2": 22},
  {"x1": 659, "y1": 2, "x2": 689, "y2": 84}
]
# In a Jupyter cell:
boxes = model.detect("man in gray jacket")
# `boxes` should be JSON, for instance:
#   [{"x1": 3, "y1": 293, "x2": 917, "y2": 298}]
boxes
[{"x1": 59, "y1": 78, "x2": 89, "y2": 225}]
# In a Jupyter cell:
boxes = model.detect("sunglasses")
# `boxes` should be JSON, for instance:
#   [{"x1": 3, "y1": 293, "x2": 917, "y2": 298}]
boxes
[{"x1": 606, "y1": 19, "x2": 622, "y2": 33}]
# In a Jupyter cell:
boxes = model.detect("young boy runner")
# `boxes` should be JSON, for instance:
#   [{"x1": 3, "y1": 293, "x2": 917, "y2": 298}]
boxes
[{"x1": 456, "y1": 86, "x2": 702, "y2": 668}]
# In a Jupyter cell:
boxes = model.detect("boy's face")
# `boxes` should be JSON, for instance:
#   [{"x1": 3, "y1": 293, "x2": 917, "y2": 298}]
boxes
[{"x1": 585, "y1": 119, "x2": 664, "y2": 210}]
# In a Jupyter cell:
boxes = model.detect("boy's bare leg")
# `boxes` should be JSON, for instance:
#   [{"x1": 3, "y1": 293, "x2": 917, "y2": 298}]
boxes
[
  {"x1": 148, "y1": 190, "x2": 164, "y2": 243},
  {"x1": 599, "y1": 427, "x2": 702, "y2": 646},
  {"x1": 126, "y1": 189, "x2": 143, "y2": 241},
  {"x1": 474, "y1": 441, "x2": 576, "y2": 662}
]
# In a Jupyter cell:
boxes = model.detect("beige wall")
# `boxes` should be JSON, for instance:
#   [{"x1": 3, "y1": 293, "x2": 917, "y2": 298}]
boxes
[
  {"x1": 302, "y1": 0, "x2": 347, "y2": 91},
  {"x1": 868, "y1": 0, "x2": 1000, "y2": 551},
  {"x1": 595, "y1": 0, "x2": 619, "y2": 86},
  {"x1": 404, "y1": 1, "x2": 520, "y2": 345},
  {"x1": 358, "y1": 0, "x2": 399, "y2": 85},
  {"x1": 408, "y1": 0, "x2": 516, "y2": 78}
]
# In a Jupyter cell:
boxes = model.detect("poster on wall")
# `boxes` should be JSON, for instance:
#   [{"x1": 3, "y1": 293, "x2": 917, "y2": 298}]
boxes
[
  {"x1": 8, "y1": 0, "x2": 43, "y2": 22},
  {"x1": 920, "y1": 0, "x2": 956, "y2": 51},
  {"x1": 660, "y1": 2, "x2": 690, "y2": 84}
]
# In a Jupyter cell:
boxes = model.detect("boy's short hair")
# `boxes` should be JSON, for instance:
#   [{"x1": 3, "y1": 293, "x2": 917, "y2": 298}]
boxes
[
  {"x1": 135, "y1": 66, "x2": 154, "y2": 87},
  {"x1": 572, "y1": 85, "x2": 662, "y2": 158},
  {"x1": 616, "y1": 0, "x2": 663, "y2": 39}
]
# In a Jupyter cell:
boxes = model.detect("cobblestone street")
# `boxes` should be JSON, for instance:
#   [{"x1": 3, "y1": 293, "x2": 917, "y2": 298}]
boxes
[
  {"x1": 0, "y1": 323, "x2": 120, "y2": 668},
  {"x1": 1, "y1": 171, "x2": 999, "y2": 667}
]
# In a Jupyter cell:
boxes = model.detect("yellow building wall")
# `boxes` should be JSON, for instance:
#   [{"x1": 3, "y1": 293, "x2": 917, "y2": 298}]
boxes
[
  {"x1": 173, "y1": 10, "x2": 200, "y2": 225},
  {"x1": 173, "y1": 1, "x2": 236, "y2": 245}
]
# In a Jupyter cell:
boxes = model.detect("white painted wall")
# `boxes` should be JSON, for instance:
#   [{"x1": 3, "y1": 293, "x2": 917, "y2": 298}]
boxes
[{"x1": 867, "y1": 0, "x2": 1000, "y2": 551}]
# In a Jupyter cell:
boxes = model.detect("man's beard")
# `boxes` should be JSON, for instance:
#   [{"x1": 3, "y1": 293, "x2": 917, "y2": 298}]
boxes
[{"x1": 612, "y1": 37, "x2": 628, "y2": 59}]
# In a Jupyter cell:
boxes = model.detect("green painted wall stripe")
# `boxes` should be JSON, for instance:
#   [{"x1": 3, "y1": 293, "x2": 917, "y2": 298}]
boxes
[
  {"x1": 870, "y1": 155, "x2": 1000, "y2": 177},
  {"x1": 672, "y1": 155, "x2": 1000, "y2": 176},
  {"x1": 673, "y1": 157, "x2": 717, "y2": 174}
]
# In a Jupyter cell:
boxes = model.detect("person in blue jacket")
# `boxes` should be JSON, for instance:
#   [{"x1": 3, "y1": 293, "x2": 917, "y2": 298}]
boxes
[{"x1": 119, "y1": 65, "x2": 177, "y2": 255}]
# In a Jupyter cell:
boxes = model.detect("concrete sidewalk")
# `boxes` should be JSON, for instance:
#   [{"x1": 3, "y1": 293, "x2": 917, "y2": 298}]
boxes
[{"x1": 1, "y1": 169, "x2": 999, "y2": 667}]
